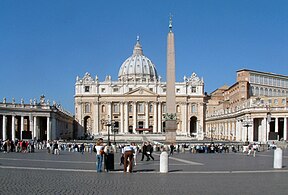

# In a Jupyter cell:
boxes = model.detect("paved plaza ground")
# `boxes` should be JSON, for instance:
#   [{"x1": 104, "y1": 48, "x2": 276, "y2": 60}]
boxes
[{"x1": 0, "y1": 148, "x2": 288, "y2": 195}]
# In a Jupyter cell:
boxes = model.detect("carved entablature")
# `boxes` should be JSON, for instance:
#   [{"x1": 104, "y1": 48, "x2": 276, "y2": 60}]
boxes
[{"x1": 184, "y1": 72, "x2": 204, "y2": 86}]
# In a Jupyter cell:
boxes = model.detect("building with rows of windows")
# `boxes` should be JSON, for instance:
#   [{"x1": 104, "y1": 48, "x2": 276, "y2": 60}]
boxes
[
  {"x1": 205, "y1": 69, "x2": 288, "y2": 143},
  {"x1": 74, "y1": 37, "x2": 205, "y2": 140}
]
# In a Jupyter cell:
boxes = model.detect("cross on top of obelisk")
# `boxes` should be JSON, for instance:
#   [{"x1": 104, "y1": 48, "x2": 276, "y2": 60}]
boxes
[{"x1": 169, "y1": 13, "x2": 173, "y2": 32}]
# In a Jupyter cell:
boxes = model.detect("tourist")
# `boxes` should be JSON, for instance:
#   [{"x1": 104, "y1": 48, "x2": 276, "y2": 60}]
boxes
[
  {"x1": 146, "y1": 142, "x2": 154, "y2": 161},
  {"x1": 54, "y1": 141, "x2": 60, "y2": 155},
  {"x1": 104, "y1": 142, "x2": 114, "y2": 172},
  {"x1": 169, "y1": 143, "x2": 174, "y2": 156},
  {"x1": 95, "y1": 140, "x2": 104, "y2": 172},
  {"x1": 131, "y1": 142, "x2": 138, "y2": 165},
  {"x1": 123, "y1": 143, "x2": 134, "y2": 173},
  {"x1": 252, "y1": 143, "x2": 258, "y2": 157},
  {"x1": 140, "y1": 142, "x2": 149, "y2": 161},
  {"x1": 80, "y1": 143, "x2": 85, "y2": 155}
]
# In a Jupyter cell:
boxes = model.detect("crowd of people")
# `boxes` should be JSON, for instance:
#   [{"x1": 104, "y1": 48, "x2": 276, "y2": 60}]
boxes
[{"x1": 1, "y1": 137, "x2": 268, "y2": 173}]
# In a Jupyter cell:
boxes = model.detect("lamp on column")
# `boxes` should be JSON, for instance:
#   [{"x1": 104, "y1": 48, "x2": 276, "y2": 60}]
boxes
[{"x1": 266, "y1": 111, "x2": 271, "y2": 141}]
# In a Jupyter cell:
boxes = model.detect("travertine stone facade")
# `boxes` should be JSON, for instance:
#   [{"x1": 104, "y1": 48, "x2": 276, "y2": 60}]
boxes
[
  {"x1": 206, "y1": 69, "x2": 288, "y2": 142},
  {"x1": 75, "y1": 37, "x2": 205, "y2": 139}
]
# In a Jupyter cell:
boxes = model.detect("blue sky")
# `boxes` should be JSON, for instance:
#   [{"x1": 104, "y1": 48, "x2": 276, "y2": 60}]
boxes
[{"x1": 1, "y1": 0, "x2": 288, "y2": 113}]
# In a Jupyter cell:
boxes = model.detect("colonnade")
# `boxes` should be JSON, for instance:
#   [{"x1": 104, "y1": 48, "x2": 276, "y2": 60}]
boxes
[
  {"x1": 1, "y1": 114, "x2": 52, "y2": 141},
  {"x1": 206, "y1": 116, "x2": 288, "y2": 142}
]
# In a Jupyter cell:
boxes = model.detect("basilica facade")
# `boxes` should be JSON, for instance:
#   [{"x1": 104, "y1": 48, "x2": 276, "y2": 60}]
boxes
[{"x1": 74, "y1": 37, "x2": 205, "y2": 140}]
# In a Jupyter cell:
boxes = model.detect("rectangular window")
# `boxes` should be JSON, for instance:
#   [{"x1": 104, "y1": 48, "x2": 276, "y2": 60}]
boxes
[
  {"x1": 129, "y1": 88, "x2": 133, "y2": 92},
  {"x1": 191, "y1": 87, "x2": 196, "y2": 93},
  {"x1": 113, "y1": 88, "x2": 119, "y2": 92},
  {"x1": 282, "y1": 99, "x2": 286, "y2": 105},
  {"x1": 176, "y1": 88, "x2": 180, "y2": 93},
  {"x1": 85, "y1": 103, "x2": 90, "y2": 113},
  {"x1": 163, "y1": 88, "x2": 166, "y2": 93},
  {"x1": 250, "y1": 75, "x2": 255, "y2": 83},
  {"x1": 85, "y1": 86, "x2": 90, "y2": 92},
  {"x1": 149, "y1": 88, "x2": 153, "y2": 92},
  {"x1": 138, "y1": 103, "x2": 144, "y2": 113},
  {"x1": 113, "y1": 103, "x2": 119, "y2": 113},
  {"x1": 101, "y1": 88, "x2": 106, "y2": 93},
  {"x1": 274, "y1": 99, "x2": 278, "y2": 105}
]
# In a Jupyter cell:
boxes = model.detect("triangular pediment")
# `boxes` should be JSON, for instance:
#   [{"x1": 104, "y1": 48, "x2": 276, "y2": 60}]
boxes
[{"x1": 124, "y1": 87, "x2": 156, "y2": 96}]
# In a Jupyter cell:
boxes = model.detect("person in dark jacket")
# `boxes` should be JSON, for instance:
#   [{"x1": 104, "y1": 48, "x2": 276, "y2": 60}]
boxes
[
  {"x1": 140, "y1": 142, "x2": 150, "y2": 161},
  {"x1": 146, "y1": 142, "x2": 154, "y2": 161}
]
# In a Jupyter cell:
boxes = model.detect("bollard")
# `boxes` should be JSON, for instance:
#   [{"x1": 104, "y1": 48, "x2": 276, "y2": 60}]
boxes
[
  {"x1": 273, "y1": 148, "x2": 282, "y2": 169},
  {"x1": 160, "y1": 151, "x2": 169, "y2": 173}
]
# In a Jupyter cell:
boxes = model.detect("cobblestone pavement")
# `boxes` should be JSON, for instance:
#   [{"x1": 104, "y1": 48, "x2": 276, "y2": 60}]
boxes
[{"x1": 0, "y1": 149, "x2": 288, "y2": 194}]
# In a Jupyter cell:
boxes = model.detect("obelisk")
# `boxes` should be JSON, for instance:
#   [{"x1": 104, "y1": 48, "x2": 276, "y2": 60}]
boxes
[{"x1": 165, "y1": 16, "x2": 177, "y2": 144}]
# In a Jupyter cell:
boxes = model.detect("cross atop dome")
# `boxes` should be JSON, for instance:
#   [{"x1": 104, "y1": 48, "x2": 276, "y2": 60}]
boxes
[{"x1": 133, "y1": 35, "x2": 143, "y2": 55}]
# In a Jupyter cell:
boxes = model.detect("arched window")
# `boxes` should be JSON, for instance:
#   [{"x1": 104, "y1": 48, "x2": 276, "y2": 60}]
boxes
[
  {"x1": 273, "y1": 89, "x2": 277, "y2": 96},
  {"x1": 269, "y1": 89, "x2": 272, "y2": 96},
  {"x1": 102, "y1": 105, "x2": 106, "y2": 113},
  {"x1": 85, "y1": 103, "x2": 90, "y2": 113},
  {"x1": 251, "y1": 86, "x2": 254, "y2": 96},
  {"x1": 191, "y1": 104, "x2": 197, "y2": 113},
  {"x1": 149, "y1": 104, "x2": 153, "y2": 113},
  {"x1": 255, "y1": 87, "x2": 259, "y2": 96},
  {"x1": 176, "y1": 105, "x2": 180, "y2": 113},
  {"x1": 265, "y1": 88, "x2": 268, "y2": 96},
  {"x1": 260, "y1": 87, "x2": 264, "y2": 96}
]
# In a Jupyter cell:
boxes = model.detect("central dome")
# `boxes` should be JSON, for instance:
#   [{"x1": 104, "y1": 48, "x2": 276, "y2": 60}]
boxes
[{"x1": 118, "y1": 37, "x2": 158, "y2": 82}]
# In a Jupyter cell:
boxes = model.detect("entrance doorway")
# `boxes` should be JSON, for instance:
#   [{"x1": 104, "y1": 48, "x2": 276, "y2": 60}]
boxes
[{"x1": 190, "y1": 116, "x2": 197, "y2": 136}]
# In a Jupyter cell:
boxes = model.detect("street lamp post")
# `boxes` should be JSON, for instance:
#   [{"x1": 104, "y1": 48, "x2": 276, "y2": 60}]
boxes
[
  {"x1": 106, "y1": 123, "x2": 111, "y2": 144},
  {"x1": 244, "y1": 123, "x2": 250, "y2": 145},
  {"x1": 243, "y1": 115, "x2": 252, "y2": 146}
]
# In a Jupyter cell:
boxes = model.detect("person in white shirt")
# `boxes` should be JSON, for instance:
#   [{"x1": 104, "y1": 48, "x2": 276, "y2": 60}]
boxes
[
  {"x1": 131, "y1": 142, "x2": 138, "y2": 166},
  {"x1": 123, "y1": 144, "x2": 134, "y2": 173},
  {"x1": 95, "y1": 140, "x2": 104, "y2": 172}
]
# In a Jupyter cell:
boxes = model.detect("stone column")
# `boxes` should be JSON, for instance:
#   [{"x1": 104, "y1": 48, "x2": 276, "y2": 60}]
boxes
[
  {"x1": 235, "y1": 121, "x2": 240, "y2": 141},
  {"x1": 145, "y1": 102, "x2": 149, "y2": 128},
  {"x1": 284, "y1": 117, "x2": 287, "y2": 141},
  {"x1": 158, "y1": 102, "x2": 162, "y2": 133},
  {"x1": 21, "y1": 116, "x2": 24, "y2": 140},
  {"x1": 108, "y1": 102, "x2": 112, "y2": 134},
  {"x1": 12, "y1": 115, "x2": 15, "y2": 141},
  {"x1": 133, "y1": 102, "x2": 137, "y2": 133},
  {"x1": 124, "y1": 102, "x2": 129, "y2": 133},
  {"x1": 29, "y1": 115, "x2": 34, "y2": 139},
  {"x1": 120, "y1": 102, "x2": 124, "y2": 133},
  {"x1": 153, "y1": 102, "x2": 158, "y2": 133},
  {"x1": 33, "y1": 116, "x2": 37, "y2": 139},
  {"x1": 275, "y1": 117, "x2": 279, "y2": 133},
  {"x1": 2, "y1": 115, "x2": 6, "y2": 140},
  {"x1": 260, "y1": 117, "x2": 267, "y2": 143},
  {"x1": 267, "y1": 119, "x2": 270, "y2": 141},
  {"x1": 93, "y1": 101, "x2": 99, "y2": 135},
  {"x1": 52, "y1": 117, "x2": 56, "y2": 140},
  {"x1": 182, "y1": 103, "x2": 187, "y2": 135},
  {"x1": 47, "y1": 117, "x2": 51, "y2": 141}
]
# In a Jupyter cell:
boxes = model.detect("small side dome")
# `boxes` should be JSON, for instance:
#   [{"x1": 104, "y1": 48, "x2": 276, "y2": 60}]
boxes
[{"x1": 118, "y1": 37, "x2": 158, "y2": 82}]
